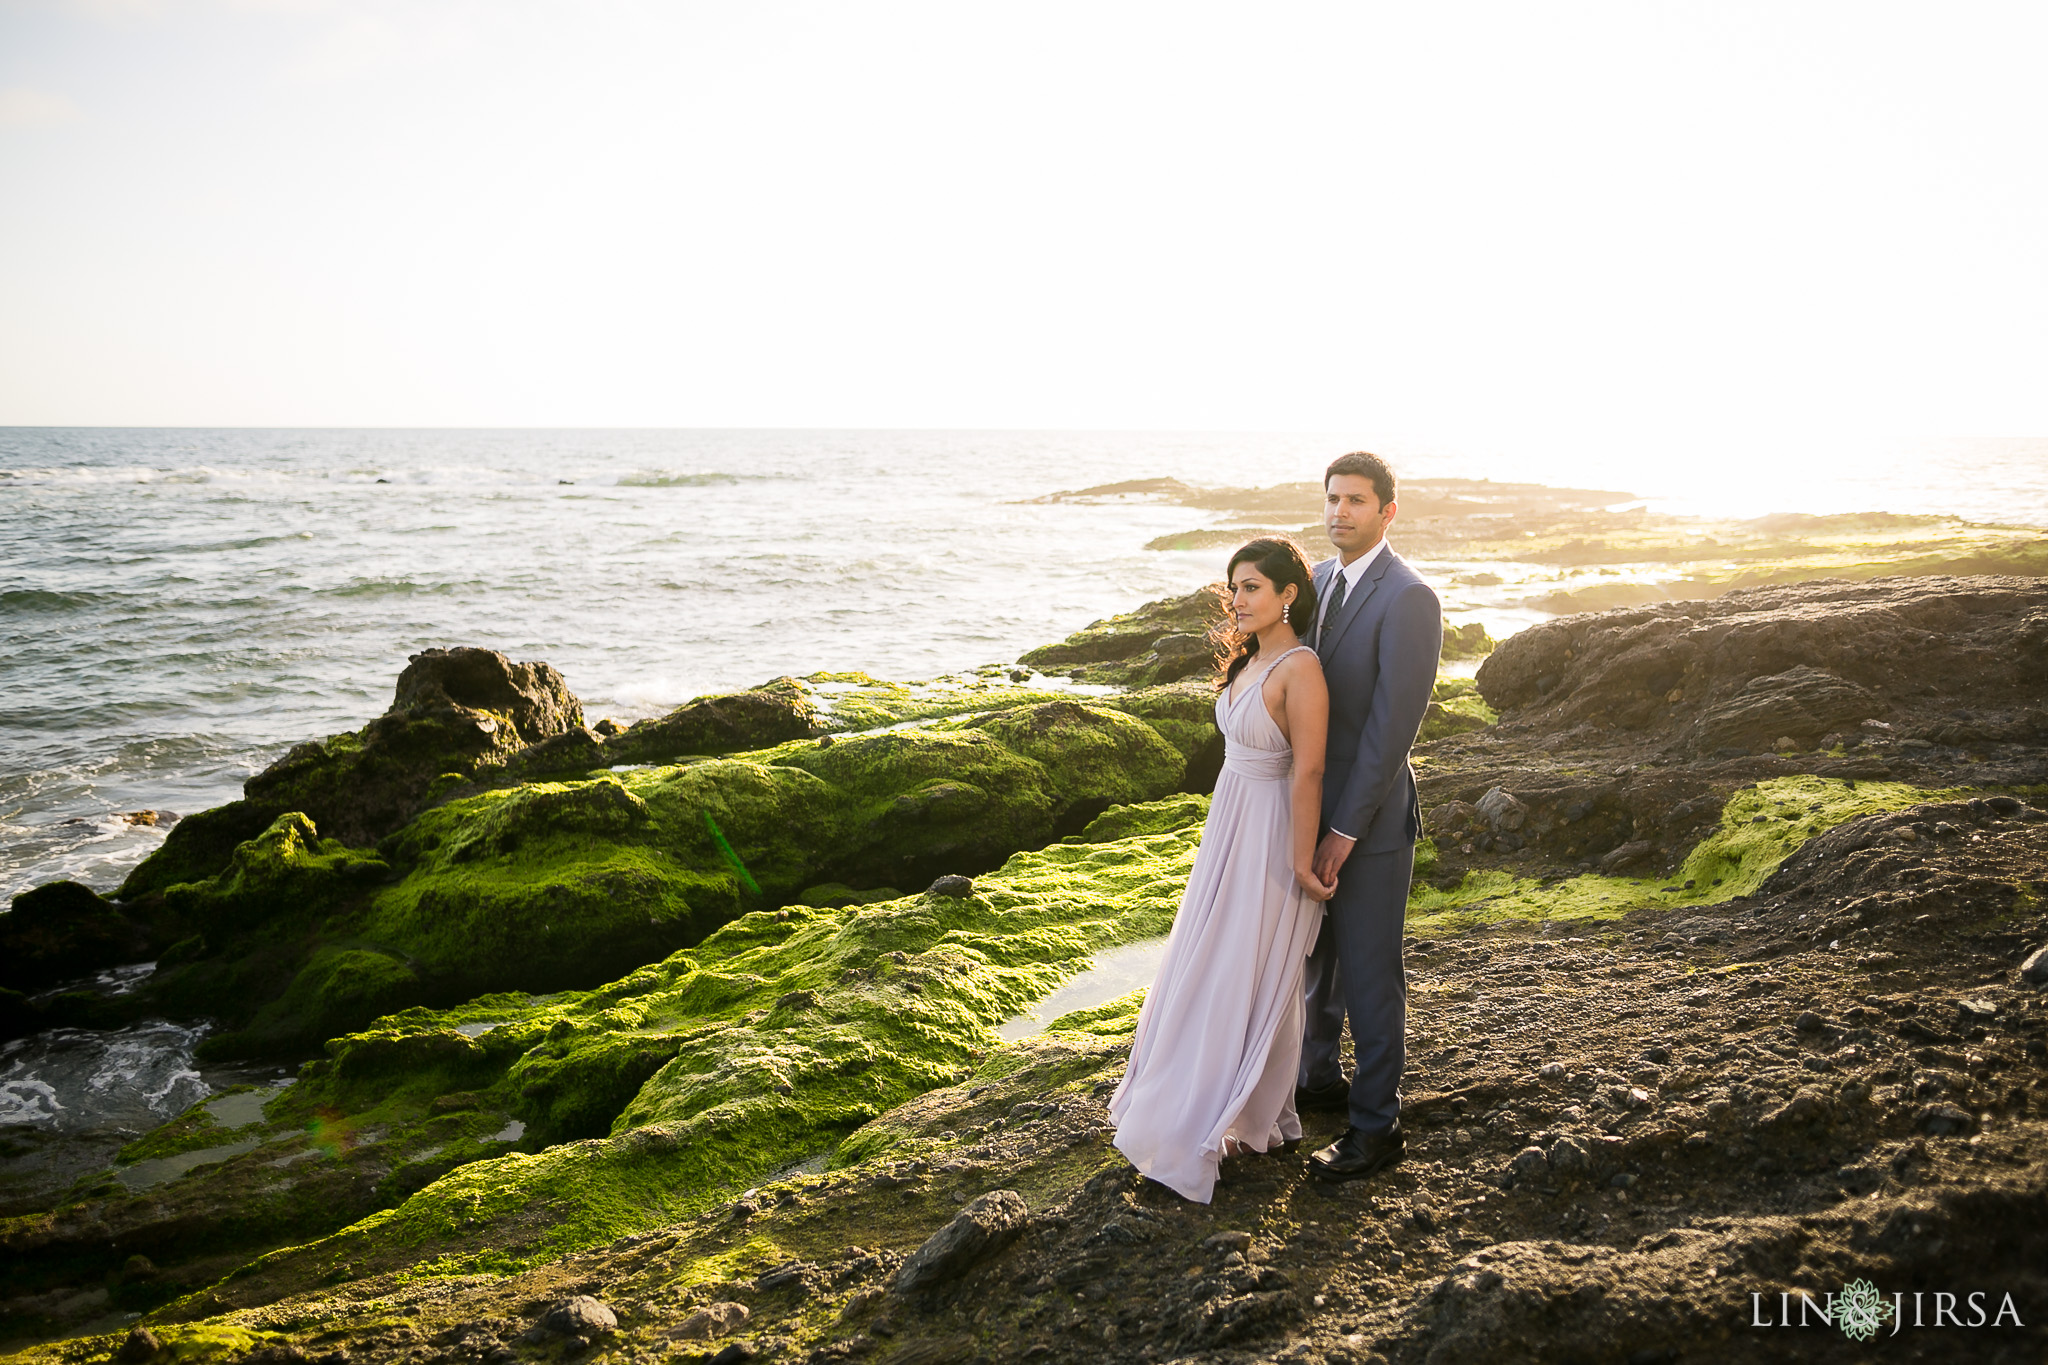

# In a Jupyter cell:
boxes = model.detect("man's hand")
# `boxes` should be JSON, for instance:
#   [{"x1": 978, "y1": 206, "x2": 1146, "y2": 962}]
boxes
[{"x1": 1312, "y1": 830, "x2": 1356, "y2": 884}]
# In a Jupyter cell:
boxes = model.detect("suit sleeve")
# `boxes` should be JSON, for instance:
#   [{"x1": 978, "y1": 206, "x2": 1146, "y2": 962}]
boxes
[{"x1": 1329, "y1": 579, "x2": 1441, "y2": 840}]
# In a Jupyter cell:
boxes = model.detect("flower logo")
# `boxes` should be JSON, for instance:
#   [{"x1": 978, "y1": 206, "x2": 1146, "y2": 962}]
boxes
[{"x1": 1837, "y1": 1278, "x2": 1895, "y2": 1342}]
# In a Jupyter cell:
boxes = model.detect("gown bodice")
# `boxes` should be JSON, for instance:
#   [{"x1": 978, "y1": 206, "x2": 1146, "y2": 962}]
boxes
[{"x1": 1216, "y1": 645, "x2": 1312, "y2": 782}]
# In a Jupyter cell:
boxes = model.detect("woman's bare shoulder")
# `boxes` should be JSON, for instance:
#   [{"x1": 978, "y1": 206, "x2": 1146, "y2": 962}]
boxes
[{"x1": 1277, "y1": 646, "x2": 1326, "y2": 686}]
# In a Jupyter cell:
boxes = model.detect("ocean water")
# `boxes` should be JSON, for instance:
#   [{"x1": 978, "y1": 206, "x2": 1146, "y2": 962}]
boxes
[{"x1": 4, "y1": 428, "x2": 2045, "y2": 904}]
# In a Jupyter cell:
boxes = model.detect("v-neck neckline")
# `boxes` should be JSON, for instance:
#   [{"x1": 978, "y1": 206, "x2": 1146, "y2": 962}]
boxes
[{"x1": 1226, "y1": 644, "x2": 1301, "y2": 713}]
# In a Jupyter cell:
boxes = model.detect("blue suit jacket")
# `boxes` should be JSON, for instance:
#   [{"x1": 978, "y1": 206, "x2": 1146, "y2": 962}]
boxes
[{"x1": 1313, "y1": 547, "x2": 1442, "y2": 854}]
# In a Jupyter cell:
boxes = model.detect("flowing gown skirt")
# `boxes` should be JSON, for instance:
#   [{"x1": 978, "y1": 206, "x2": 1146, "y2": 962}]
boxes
[{"x1": 1108, "y1": 658, "x2": 1321, "y2": 1203}]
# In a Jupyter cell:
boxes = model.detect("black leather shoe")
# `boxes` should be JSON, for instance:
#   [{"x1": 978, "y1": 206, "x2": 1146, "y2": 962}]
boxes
[
  {"x1": 1308, "y1": 1122, "x2": 1404, "y2": 1183},
  {"x1": 1295, "y1": 1079, "x2": 1351, "y2": 1113}
]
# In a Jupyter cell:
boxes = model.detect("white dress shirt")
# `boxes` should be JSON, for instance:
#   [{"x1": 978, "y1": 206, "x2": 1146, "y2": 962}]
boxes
[{"x1": 1315, "y1": 537, "x2": 1389, "y2": 644}]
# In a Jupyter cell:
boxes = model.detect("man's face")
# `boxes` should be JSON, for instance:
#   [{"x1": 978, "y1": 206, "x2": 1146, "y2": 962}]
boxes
[{"x1": 1325, "y1": 473, "x2": 1394, "y2": 560}]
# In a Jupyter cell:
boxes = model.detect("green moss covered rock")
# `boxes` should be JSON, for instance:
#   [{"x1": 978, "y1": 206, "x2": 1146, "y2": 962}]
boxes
[
  {"x1": 115, "y1": 801, "x2": 282, "y2": 902},
  {"x1": 1017, "y1": 586, "x2": 1226, "y2": 685},
  {"x1": 601, "y1": 677, "x2": 818, "y2": 765},
  {"x1": 123, "y1": 700, "x2": 1186, "y2": 1058},
  {"x1": 1419, "y1": 675, "x2": 1498, "y2": 742}
]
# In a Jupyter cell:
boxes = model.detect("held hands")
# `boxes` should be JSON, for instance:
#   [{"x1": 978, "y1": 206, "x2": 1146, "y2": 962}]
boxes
[
  {"x1": 1312, "y1": 830, "x2": 1357, "y2": 884},
  {"x1": 1295, "y1": 863, "x2": 1338, "y2": 902}
]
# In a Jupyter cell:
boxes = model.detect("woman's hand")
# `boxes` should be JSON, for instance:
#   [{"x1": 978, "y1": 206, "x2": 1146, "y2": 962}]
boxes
[{"x1": 1295, "y1": 864, "x2": 1337, "y2": 902}]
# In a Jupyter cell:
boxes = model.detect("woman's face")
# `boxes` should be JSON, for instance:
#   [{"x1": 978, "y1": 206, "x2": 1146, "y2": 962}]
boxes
[{"x1": 1228, "y1": 559, "x2": 1295, "y2": 635}]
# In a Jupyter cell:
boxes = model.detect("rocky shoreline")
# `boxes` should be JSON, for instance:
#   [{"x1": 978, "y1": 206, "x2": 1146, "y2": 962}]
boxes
[{"x1": 3, "y1": 537, "x2": 2046, "y2": 1362}]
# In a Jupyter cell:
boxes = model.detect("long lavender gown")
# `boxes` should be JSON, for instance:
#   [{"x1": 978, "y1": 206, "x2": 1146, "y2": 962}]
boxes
[{"x1": 1108, "y1": 645, "x2": 1322, "y2": 1202}]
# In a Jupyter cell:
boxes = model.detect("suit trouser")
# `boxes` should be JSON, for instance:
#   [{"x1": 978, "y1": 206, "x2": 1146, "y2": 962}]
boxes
[{"x1": 1299, "y1": 842, "x2": 1413, "y2": 1135}]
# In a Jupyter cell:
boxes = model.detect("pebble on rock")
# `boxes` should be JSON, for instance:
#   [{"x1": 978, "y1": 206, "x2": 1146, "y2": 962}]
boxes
[
  {"x1": 1915, "y1": 1103, "x2": 1978, "y2": 1137},
  {"x1": 2020, "y1": 945, "x2": 2048, "y2": 987},
  {"x1": 1548, "y1": 1135, "x2": 1593, "y2": 1180},
  {"x1": 1766, "y1": 1089, "x2": 1831, "y2": 1126},
  {"x1": 893, "y1": 1190, "x2": 1029, "y2": 1294},
  {"x1": 1474, "y1": 786, "x2": 1528, "y2": 831},
  {"x1": 541, "y1": 1296, "x2": 618, "y2": 1337},
  {"x1": 117, "y1": 1327, "x2": 162, "y2": 1363},
  {"x1": 674, "y1": 1302, "x2": 749, "y2": 1340},
  {"x1": 927, "y1": 874, "x2": 975, "y2": 898}
]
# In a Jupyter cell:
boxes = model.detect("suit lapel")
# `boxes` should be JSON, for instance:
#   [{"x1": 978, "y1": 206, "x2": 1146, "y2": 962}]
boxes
[
  {"x1": 1318, "y1": 548, "x2": 1393, "y2": 657},
  {"x1": 1311, "y1": 559, "x2": 1338, "y2": 653}
]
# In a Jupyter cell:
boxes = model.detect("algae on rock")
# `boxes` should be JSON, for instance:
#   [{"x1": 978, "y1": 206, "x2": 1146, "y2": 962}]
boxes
[
  {"x1": 1404, "y1": 775, "x2": 1968, "y2": 934},
  {"x1": 155, "y1": 797, "x2": 1208, "y2": 1306}
]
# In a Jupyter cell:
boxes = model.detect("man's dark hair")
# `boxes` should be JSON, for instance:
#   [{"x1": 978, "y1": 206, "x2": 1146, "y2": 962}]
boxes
[{"x1": 1324, "y1": 451, "x2": 1395, "y2": 506}]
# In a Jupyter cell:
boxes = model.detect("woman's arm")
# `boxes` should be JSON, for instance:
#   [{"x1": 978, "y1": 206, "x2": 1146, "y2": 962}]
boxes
[{"x1": 1280, "y1": 653, "x2": 1336, "y2": 901}]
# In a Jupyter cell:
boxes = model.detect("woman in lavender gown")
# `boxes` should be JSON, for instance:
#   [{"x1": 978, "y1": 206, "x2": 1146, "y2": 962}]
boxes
[{"x1": 1108, "y1": 536, "x2": 1336, "y2": 1202}]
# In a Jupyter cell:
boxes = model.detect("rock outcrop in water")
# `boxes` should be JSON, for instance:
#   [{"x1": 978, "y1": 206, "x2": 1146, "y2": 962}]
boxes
[
  {"x1": 55, "y1": 698, "x2": 1191, "y2": 1059},
  {"x1": 119, "y1": 648, "x2": 587, "y2": 899},
  {"x1": 0, "y1": 882, "x2": 156, "y2": 993},
  {"x1": 3, "y1": 574, "x2": 2045, "y2": 1365}
]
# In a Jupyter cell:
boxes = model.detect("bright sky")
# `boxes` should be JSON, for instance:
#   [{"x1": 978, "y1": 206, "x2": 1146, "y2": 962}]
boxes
[{"x1": 2, "y1": 1, "x2": 2044, "y2": 440}]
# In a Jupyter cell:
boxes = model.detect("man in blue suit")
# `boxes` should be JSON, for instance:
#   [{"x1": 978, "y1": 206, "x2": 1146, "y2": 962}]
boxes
[{"x1": 1296, "y1": 451, "x2": 1441, "y2": 1182}]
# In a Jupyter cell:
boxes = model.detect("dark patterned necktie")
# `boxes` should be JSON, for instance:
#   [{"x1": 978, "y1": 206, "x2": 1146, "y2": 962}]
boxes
[{"x1": 1318, "y1": 570, "x2": 1348, "y2": 648}]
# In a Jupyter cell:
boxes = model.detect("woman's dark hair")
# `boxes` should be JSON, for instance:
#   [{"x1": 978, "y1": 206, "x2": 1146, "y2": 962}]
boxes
[{"x1": 1219, "y1": 536, "x2": 1318, "y2": 690}]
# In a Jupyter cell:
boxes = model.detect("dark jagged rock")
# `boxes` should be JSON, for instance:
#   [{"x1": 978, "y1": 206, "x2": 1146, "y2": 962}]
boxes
[
  {"x1": 602, "y1": 677, "x2": 818, "y2": 765},
  {"x1": 241, "y1": 648, "x2": 584, "y2": 846},
  {"x1": 115, "y1": 1327, "x2": 160, "y2": 1362},
  {"x1": 390, "y1": 648, "x2": 582, "y2": 744},
  {"x1": 119, "y1": 648, "x2": 585, "y2": 896},
  {"x1": 1475, "y1": 575, "x2": 2048, "y2": 754},
  {"x1": 0, "y1": 881, "x2": 159, "y2": 991},
  {"x1": 494, "y1": 725, "x2": 609, "y2": 781},
  {"x1": 892, "y1": 1190, "x2": 1029, "y2": 1294},
  {"x1": 1685, "y1": 663, "x2": 1884, "y2": 753}
]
